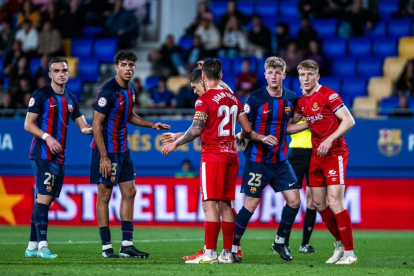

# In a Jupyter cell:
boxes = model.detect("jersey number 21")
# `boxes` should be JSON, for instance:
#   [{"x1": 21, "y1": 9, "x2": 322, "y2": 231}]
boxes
[{"x1": 218, "y1": 105, "x2": 238, "y2": 137}]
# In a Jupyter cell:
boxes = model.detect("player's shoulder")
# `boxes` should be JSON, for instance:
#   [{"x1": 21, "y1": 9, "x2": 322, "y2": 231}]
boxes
[
  {"x1": 320, "y1": 85, "x2": 339, "y2": 96},
  {"x1": 283, "y1": 87, "x2": 298, "y2": 101},
  {"x1": 32, "y1": 85, "x2": 52, "y2": 99},
  {"x1": 98, "y1": 78, "x2": 117, "y2": 97},
  {"x1": 247, "y1": 87, "x2": 267, "y2": 102}
]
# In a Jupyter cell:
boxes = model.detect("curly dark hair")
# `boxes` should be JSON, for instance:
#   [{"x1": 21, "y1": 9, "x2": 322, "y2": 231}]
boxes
[{"x1": 114, "y1": 50, "x2": 138, "y2": 64}]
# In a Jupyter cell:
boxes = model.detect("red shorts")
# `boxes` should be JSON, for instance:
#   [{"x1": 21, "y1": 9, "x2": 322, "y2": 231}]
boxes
[
  {"x1": 309, "y1": 152, "x2": 348, "y2": 187},
  {"x1": 200, "y1": 162, "x2": 239, "y2": 201}
]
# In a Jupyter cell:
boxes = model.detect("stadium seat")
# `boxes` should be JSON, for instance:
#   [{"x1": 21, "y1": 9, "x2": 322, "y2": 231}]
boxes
[
  {"x1": 221, "y1": 76, "x2": 236, "y2": 92},
  {"x1": 364, "y1": 21, "x2": 387, "y2": 38},
  {"x1": 61, "y1": 39, "x2": 71, "y2": 57},
  {"x1": 237, "y1": 1, "x2": 255, "y2": 16},
  {"x1": 66, "y1": 77, "x2": 83, "y2": 101},
  {"x1": 341, "y1": 78, "x2": 368, "y2": 99},
  {"x1": 341, "y1": 95, "x2": 353, "y2": 109},
  {"x1": 373, "y1": 38, "x2": 397, "y2": 58},
  {"x1": 178, "y1": 36, "x2": 193, "y2": 52},
  {"x1": 256, "y1": 1, "x2": 278, "y2": 17},
  {"x1": 94, "y1": 39, "x2": 118, "y2": 63},
  {"x1": 357, "y1": 58, "x2": 383, "y2": 78},
  {"x1": 348, "y1": 38, "x2": 372, "y2": 58},
  {"x1": 145, "y1": 75, "x2": 159, "y2": 90},
  {"x1": 77, "y1": 58, "x2": 100, "y2": 83},
  {"x1": 220, "y1": 57, "x2": 234, "y2": 77},
  {"x1": 291, "y1": 77, "x2": 301, "y2": 94},
  {"x1": 312, "y1": 19, "x2": 338, "y2": 38},
  {"x1": 332, "y1": 58, "x2": 357, "y2": 77},
  {"x1": 257, "y1": 72, "x2": 267, "y2": 87},
  {"x1": 289, "y1": 20, "x2": 302, "y2": 38},
  {"x1": 261, "y1": 15, "x2": 277, "y2": 30},
  {"x1": 210, "y1": 1, "x2": 227, "y2": 23},
  {"x1": 379, "y1": 97, "x2": 400, "y2": 116},
  {"x1": 166, "y1": 76, "x2": 188, "y2": 95},
  {"x1": 398, "y1": 37, "x2": 414, "y2": 59},
  {"x1": 279, "y1": 0, "x2": 299, "y2": 20},
  {"x1": 352, "y1": 96, "x2": 378, "y2": 118},
  {"x1": 233, "y1": 56, "x2": 257, "y2": 75},
  {"x1": 408, "y1": 97, "x2": 414, "y2": 109},
  {"x1": 320, "y1": 77, "x2": 341, "y2": 93},
  {"x1": 71, "y1": 39, "x2": 94, "y2": 59},
  {"x1": 383, "y1": 57, "x2": 408, "y2": 81},
  {"x1": 0, "y1": 58, "x2": 5, "y2": 77},
  {"x1": 388, "y1": 19, "x2": 412, "y2": 38},
  {"x1": 29, "y1": 58, "x2": 41, "y2": 76},
  {"x1": 378, "y1": 0, "x2": 399, "y2": 19},
  {"x1": 323, "y1": 39, "x2": 347, "y2": 58},
  {"x1": 66, "y1": 57, "x2": 78, "y2": 78},
  {"x1": 283, "y1": 76, "x2": 292, "y2": 91},
  {"x1": 83, "y1": 27, "x2": 104, "y2": 38},
  {"x1": 2, "y1": 76, "x2": 9, "y2": 91},
  {"x1": 368, "y1": 77, "x2": 393, "y2": 100}
]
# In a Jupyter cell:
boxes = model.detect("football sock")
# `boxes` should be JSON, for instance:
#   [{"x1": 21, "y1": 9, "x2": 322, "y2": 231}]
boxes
[
  {"x1": 29, "y1": 207, "x2": 37, "y2": 243},
  {"x1": 34, "y1": 203, "x2": 49, "y2": 243},
  {"x1": 335, "y1": 209, "x2": 354, "y2": 251},
  {"x1": 284, "y1": 231, "x2": 291, "y2": 246},
  {"x1": 221, "y1": 221, "x2": 235, "y2": 250},
  {"x1": 319, "y1": 206, "x2": 341, "y2": 241},
  {"x1": 99, "y1": 226, "x2": 111, "y2": 246},
  {"x1": 205, "y1": 221, "x2": 220, "y2": 250},
  {"x1": 232, "y1": 207, "x2": 253, "y2": 251},
  {"x1": 121, "y1": 221, "x2": 133, "y2": 243},
  {"x1": 276, "y1": 204, "x2": 299, "y2": 242},
  {"x1": 302, "y1": 208, "x2": 317, "y2": 246},
  {"x1": 231, "y1": 207, "x2": 241, "y2": 246}
]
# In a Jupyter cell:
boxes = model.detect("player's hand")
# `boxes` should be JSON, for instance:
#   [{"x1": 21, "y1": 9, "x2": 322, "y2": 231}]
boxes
[
  {"x1": 162, "y1": 142, "x2": 178, "y2": 157},
  {"x1": 45, "y1": 136, "x2": 63, "y2": 155},
  {"x1": 197, "y1": 60, "x2": 204, "y2": 68},
  {"x1": 235, "y1": 132, "x2": 247, "y2": 148},
  {"x1": 99, "y1": 155, "x2": 112, "y2": 178},
  {"x1": 160, "y1": 132, "x2": 182, "y2": 145},
  {"x1": 317, "y1": 138, "x2": 333, "y2": 157},
  {"x1": 262, "y1": 135, "x2": 278, "y2": 146},
  {"x1": 152, "y1": 122, "x2": 171, "y2": 130}
]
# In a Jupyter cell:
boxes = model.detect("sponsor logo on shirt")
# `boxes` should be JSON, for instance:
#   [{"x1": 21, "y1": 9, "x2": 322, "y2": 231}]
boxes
[
  {"x1": 329, "y1": 93, "x2": 339, "y2": 102},
  {"x1": 195, "y1": 100, "x2": 203, "y2": 107},
  {"x1": 304, "y1": 114, "x2": 323, "y2": 123}
]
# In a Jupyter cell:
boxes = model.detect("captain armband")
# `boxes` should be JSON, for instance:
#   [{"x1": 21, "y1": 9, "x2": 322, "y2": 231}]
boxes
[{"x1": 194, "y1": 111, "x2": 208, "y2": 123}]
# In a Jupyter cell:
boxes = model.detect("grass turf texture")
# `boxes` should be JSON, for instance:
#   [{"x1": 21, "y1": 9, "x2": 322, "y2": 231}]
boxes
[{"x1": 0, "y1": 226, "x2": 413, "y2": 276}]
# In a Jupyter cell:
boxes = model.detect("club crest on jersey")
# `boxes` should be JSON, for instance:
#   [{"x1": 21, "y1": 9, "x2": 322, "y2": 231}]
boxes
[
  {"x1": 285, "y1": 106, "x2": 291, "y2": 114},
  {"x1": 46, "y1": 186, "x2": 52, "y2": 192},
  {"x1": 312, "y1": 102, "x2": 319, "y2": 111},
  {"x1": 110, "y1": 176, "x2": 116, "y2": 183},
  {"x1": 250, "y1": 187, "x2": 257, "y2": 194},
  {"x1": 67, "y1": 104, "x2": 73, "y2": 112},
  {"x1": 378, "y1": 129, "x2": 402, "y2": 157},
  {"x1": 29, "y1": 97, "x2": 35, "y2": 107},
  {"x1": 244, "y1": 103, "x2": 250, "y2": 114}
]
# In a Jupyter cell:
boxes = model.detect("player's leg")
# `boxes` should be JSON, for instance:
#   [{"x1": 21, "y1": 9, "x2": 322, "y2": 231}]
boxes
[
  {"x1": 300, "y1": 186, "x2": 317, "y2": 253},
  {"x1": 230, "y1": 201, "x2": 243, "y2": 261},
  {"x1": 218, "y1": 200, "x2": 235, "y2": 263}
]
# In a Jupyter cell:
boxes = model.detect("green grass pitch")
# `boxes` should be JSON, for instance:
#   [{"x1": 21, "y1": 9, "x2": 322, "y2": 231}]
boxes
[{"x1": 0, "y1": 226, "x2": 413, "y2": 276}]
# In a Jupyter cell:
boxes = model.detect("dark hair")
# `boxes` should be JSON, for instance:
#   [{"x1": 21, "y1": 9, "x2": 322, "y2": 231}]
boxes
[
  {"x1": 48, "y1": 56, "x2": 67, "y2": 71},
  {"x1": 201, "y1": 58, "x2": 222, "y2": 80},
  {"x1": 189, "y1": 68, "x2": 202, "y2": 83},
  {"x1": 115, "y1": 50, "x2": 138, "y2": 64}
]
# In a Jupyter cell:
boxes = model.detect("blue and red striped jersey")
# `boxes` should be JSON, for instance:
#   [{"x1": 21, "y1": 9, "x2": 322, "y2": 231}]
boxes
[
  {"x1": 27, "y1": 85, "x2": 82, "y2": 164},
  {"x1": 244, "y1": 87, "x2": 297, "y2": 164},
  {"x1": 91, "y1": 78, "x2": 135, "y2": 153}
]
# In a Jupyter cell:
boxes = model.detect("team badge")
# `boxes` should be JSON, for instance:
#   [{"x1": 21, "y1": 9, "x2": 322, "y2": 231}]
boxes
[
  {"x1": 244, "y1": 103, "x2": 250, "y2": 114},
  {"x1": 46, "y1": 186, "x2": 52, "y2": 192},
  {"x1": 312, "y1": 102, "x2": 319, "y2": 111},
  {"x1": 284, "y1": 106, "x2": 291, "y2": 114},
  {"x1": 378, "y1": 129, "x2": 402, "y2": 157},
  {"x1": 250, "y1": 187, "x2": 257, "y2": 194},
  {"x1": 98, "y1": 97, "x2": 107, "y2": 107},
  {"x1": 29, "y1": 97, "x2": 35, "y2": 107},
  {"x1": 110, "y1": 176, "x2": 116, "y2": 183},
  {"x1": 68, "y1": 104, "x2": 73, "y2": 112}
]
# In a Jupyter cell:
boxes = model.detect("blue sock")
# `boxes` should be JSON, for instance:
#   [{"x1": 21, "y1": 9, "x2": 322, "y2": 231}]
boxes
[
  {"x1": 232, "y1": 207, "x2": 253, "y2": 247},
  {"x1": 35, "y1": 203, "x2": 49, "y2": 242},
  {"x1": 121, "y1": 221, "x2": 133, "y2": 241},
  {"x1": 99, "y1": 227, "x2": 111, "y2": 245},
  {"x1": 29, "y1": 207, "x2": 37, "y2": 242},
  {"x1": 277, "y1": 204, "x2": 299, "y2": 239}
]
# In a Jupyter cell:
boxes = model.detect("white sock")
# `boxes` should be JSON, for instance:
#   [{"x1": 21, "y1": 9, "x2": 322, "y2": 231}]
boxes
[
  {"x1": 122, "y1": 240, "x2": 133, "y2": 247},
  {"x1": 203, "y1": 245, "x2": 206, "y2": 250},
  {"x1": 205, "y1": 249, "x2": 217, "y2": 258},
  {"x1": 337, "y1": 240, "x2": 344, "y2": 248},
  {"x1": 221, "y1": 249, "x2": 231, "y2": 256},
  {"x1": 102, "y1": 244, "x2": 113, "y2": 251},
  {"x1": 344, "y1": 250, "x2": 355, "y2": 257},
  {"x1": 28, "y1": 241, "x2": 38, "y2": 250},
  {"x1": 274, "y1": 235, "x2": 285, "y2": 244},
  {"x1": 231, "y1": 245, "x2": 239, "y2": 253}
]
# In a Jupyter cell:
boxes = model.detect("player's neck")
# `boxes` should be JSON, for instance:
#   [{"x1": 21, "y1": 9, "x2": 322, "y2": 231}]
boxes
[
  {"x1": 51, "y1": 82, "x2": 64, "y2": 94},
  {"x1": 266, "y1": 86, "x2": 282, "y2": 97},
  {"x1": 305, "y1": 84, "x2": 321, "y2": 97},
  {"x1": 204, "y1": 79, "x2": 220, "y2": 91},
  {"x1": 115, "y1": 75, "x2": 129, "y2": 88}
]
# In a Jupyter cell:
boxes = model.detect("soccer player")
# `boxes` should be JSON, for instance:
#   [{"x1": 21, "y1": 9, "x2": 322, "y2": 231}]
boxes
[
  {"x1": 90, "y1": 50, "x2": 170, "y2": 258},
  {"x1": 24, "y1": 56, "x2": 92, "y2": 258},
  {"x1": 162, "y1": 59, "x2": 252, "y2": 264},
  {"x1": 231, "y1": 57, "x2": 308, "y2": 262},
  {"x1": 293, "y1": 59, "x2": 357, "y2": 264}
]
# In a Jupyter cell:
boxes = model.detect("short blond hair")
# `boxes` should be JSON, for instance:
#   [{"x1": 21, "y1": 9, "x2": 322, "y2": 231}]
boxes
[
  {"x1": 264, "y1": 57, "x2": 286, "y2": 72},
  {"x1": 297, "y1": 59, "x2": 319, "y2": 74}
]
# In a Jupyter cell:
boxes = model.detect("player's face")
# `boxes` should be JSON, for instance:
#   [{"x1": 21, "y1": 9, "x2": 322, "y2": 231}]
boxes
[
  {"x1": 116, "y1": 59, "x2": 136, "y2": 82},
  {"x1": 298, "y1": 68, "x2": 320, "y2": 93},
  {"x1": 190, "y1": 80, "x2": 205, "y2": 96},
  {"x1": 264, "y1": 67, "x2": 286, "y2": 90},
  {"x1": 49, "y1": 62, "x2": 69, "y2": 86}
]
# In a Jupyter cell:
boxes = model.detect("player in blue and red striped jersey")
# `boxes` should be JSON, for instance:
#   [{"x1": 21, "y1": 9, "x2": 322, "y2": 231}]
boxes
[
  {"x1": 24, "y1": 56, "x2": 92, "y2": 259},
  {"x1": 90, "y1": 50, "x2": 170, "y2": 259},
  {"x1": 231, "y1": 57, "x2": 308, "y2": 262}
]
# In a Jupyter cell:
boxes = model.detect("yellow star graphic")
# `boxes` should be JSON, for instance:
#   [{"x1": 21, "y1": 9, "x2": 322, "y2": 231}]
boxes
[{"x1": 0, "y1": 177, "x2": 24, "y2": 225}]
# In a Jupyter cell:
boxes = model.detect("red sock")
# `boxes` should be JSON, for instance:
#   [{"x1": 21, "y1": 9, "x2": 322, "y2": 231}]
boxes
[
  {"x1": 231, "y1": 207, "x2": 241, "y2": 246},
  {"x1": 221, "y1": 221, "x2": 235, "y2": 250},
  {"x1": 319, "y1": 207, "x2": 341, "y2": 241},
  {"x1": 205, "y1": 221, "x2": 221, "y2": 250},
  {"x1": 335, "y1": 209, "x2": 354, "y2": 251}
]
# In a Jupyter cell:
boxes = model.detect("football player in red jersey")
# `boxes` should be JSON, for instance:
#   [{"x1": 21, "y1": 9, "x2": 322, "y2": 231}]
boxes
[
  {"x1": 293, "y1": 60, "x2": 357, "y2": 265},
  {"x1": 162, "y1": 59, "x2": 252, "y2": 264}
]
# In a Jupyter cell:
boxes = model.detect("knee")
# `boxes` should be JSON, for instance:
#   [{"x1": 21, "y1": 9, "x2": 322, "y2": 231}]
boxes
[
  {"x1": 312, "y1": 199, "x2": 325, "y2": 211},
  {"x1": 306, "y1": 197, "x2": 314, "y2": 209},
  {"x1": 125, "y1": 187, "x2": 136, "y2": 199},
  {"x1": 287, "y1": 197, "x2": 301, "y2": 209},
  {"x1": 244, "y1": 201, "x2": 259, "y2": 213}
]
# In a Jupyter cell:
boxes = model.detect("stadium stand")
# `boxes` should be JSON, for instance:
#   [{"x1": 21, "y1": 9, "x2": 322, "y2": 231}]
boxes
[
  {"x1": 167, "y1": 76, "x2": 189, "y2": 94},
  {"x1": 383, "y1": 57, "x2": 408, "y2": 81},
  {"x1": 352, "y1": 96, "x2": 378, "y2": 118},
  {"x1": 398, "y1": 37, "x2": 414, "y2": 59},
  {"x1": 368, "y1": 77, "x2": 393, "y2": 100}
]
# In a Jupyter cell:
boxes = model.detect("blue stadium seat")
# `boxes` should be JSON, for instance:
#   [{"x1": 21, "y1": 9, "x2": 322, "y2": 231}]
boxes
[
  {"x1": 380, "y1": 97, "x2": 399, "y2": 116},
  {"x1": 291, "y1": 77, "x2": 302, "y2": 95},
  {"x1": 237, "y1": 1, "x2": 255, "y2": 16},
  {"x1": 210, "y1": 1, "x2": 228, "y2": 23},
  {"x1": 233, "y1": 56, "x2": 257, "y2": 75},
  {"x1": 408, "y1": 97, "x2": 414, "y2": 110},
  {"x1": 145, "y1": 76, "x2": 159, "y2": 90},
  {"x1": 289, "y1": 20, "x2": 302, "y2": 38},
  {"x1": 388, "y1": 19, "x2": 412, "y2": 38},
  {"x1": 257, "y1": 72, "x2": 267, "y2": 87},
  {"x1": 220, "y1": 57, "x2": 234, "y2": 77},
  {"x1": 364, "y1": 21, "x2": 387, "y2": 38},
  {"x1": 94, "y1": 39, "x2": 118, "y2": 63},
  {"x1": 312, "y1": 19, "x2": 338, "y2": 38},
  {"x1": 66, "y1": 77, "x2": 83, "y2": 100},
  {"x1": 256, "y1": 1, "x2": 278, "y2": 17},
  {"x1": 77, "y1": 58, "x2": 100, "y2": 83},
  {"x1": 323, "y1": 39, "x2": 347, "y2": 58},
  {"x1": 71, "y1": 39, "x2": 94, "y2": 59},
  {"x1": 178, "y1": 36, "x2": 193, "y2": 52},
  {"x1": 341, "y1": 95, "x2": 353, "y2": 109},
  {"x1": 357, "y1": 58, "x2": 383, "y2": 78},
  {"x1": 221, "y1": 76, "x2": 236, "y2": 92},
  {"x1": 332, "y1": 58, "x2": 357, "y2": 77},
  {"x1": 373, "y1": 38, "x2": 397, "y2": 58},
  {"x1": 262, "y1": 15, "x2": 277, "y2": 30},
  {"x1": 320, "y1": 77, "x2": 341, "y2": 93},
  {"x1": 2, "y1": 76, "x2": 9, "y2": 91},
  {"x1": 348, "y1": 38, "x2": 372, "y2": 58},
  {"x1": 83, "y1": 27, "x2": 104, "y2": 38},
  {"x1": 378, "y1": 0, "x2": 399, "y2": 19},
  {"x1": 30, "y1": 58, "x2": 41, "y2": 76},
  {"x1": 283, "y1": 76, "x2": 293, "y2": 91},
  {"x1": 341, "y1": 78, "x2": 368, "y2": 98},
  {"x1": 279, "y1": 0, "x2": 299, "y2": 20}
]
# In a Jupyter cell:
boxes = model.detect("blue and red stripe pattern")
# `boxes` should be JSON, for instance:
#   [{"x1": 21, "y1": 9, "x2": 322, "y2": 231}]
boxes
[
  {"x1": 244, "y1": 87, "x2": 297, "y2": 164},
  {"x1": 91, "y1": 78, "x2": 135, "y2": 153},
  {"x1": 28, "y1": 85, "x2": 82, "y2": 164}
]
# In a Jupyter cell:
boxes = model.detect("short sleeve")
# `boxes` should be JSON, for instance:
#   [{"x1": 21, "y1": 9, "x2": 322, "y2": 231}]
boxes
[
  {"x1": 244, "y1": 95, "x2": 257, "y2": 123},
  {"x1": 70, "y1": 94, "x2": 83, "y2": 121},
  {"x1": 194, "y1": 97, "x2": 209, "y2": 123},
  {"x1": 94, "y1": 88, "x2": 114, "y2": 115},
  {"x1": 324, "y1": 90, "x2": 344, "y2": 113},
  {"x1": 27, "y1": 90, "x2": 43, "y2": 114}
]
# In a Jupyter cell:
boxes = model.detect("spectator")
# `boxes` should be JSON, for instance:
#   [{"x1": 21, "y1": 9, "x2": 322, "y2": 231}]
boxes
[
  {"x1": 11, "y1": 75, "x2": 32, "y2": 108},
  {"x1": 398, "y1": 0, "x2": 414, "y2": 17},
  {"x1": 297, "y1": 17, "x2": 319, "y2": 50},
  {"x1": 299, "y1": 0, "x2": 328, "y2": 18},
  {"x1": 175, "y1": 159, "x2": 196, "y2": 178},
  {"x1": 319, "y1": 0, "x2": 352, "y2": 18},
  {"x1": 176, "y1": 82, "x2": 198, "y2": 108},
  {"x1": 344, "y1": 0, "x2": 378, "y2": 37},
  {"x1": 104, "y1": 0, "x2": 139, "y2": 49},
  {"x1": 0, "y1": 93, "x2": 15, "y2": 110},
  {"x1": 0, "y1": 20, "x2": 15, "y2": 58},
  {"x1": 159, "y1": 34, "x2": 186, "y2": 76},
  {"x1": 33, "y1": 54, "x2": 49, "y2": 87},
  {"x1": 17, "y1": 0, "x2": 41, "y2": 29},
  {"x1": 235, "y1": 60, "x2": 256, "y2": 99},
  {"x1": 132, "y1": 77, "x2": 152, "y2": 109},
  {"x1": 15, "y1": 19, "x2": 39, "y2": 55},
  {"x1": 218, "y1": 15, "x2": 247, "y2": 58},
  {"x1": 185, "y1": 0, "x2": 210, "y2": 36},
  {"x1": 272, "y1": 22, "x2": 290, "y2": 54},
  {"x1": 280, "y1": 41, "x2": 304, "y2": 76},
  {"x1": 38, "y1": 21, "x2": 62, "y2": 56},
  {"x1": 36, "y1": 75, "x2": 48, "y2": 89},
  {"x1": 219, "y1": 0, "x2": 250, "y2": 31},
  {"x1": 40, "y1": 1, "x2": 60, "y2": 30},
  {"x1": 306, "y1": 40, "x2": 325, "y2": 74},
  {"x1": 9, "y1": 56, "x2": 30, "y2": 92},
  {"x1": 59, "y1": 0, "x2": 85, "y2": 39},
  {"x1": 3, "y1": 40, "x2": 25, "y2": 75},
  {"x1": 185, "y1": 35, "x2": 207, "y2": 73},
  {"x1": 150, "y1": 77, "x2": 176, "y2": 108},
  {"x1": 195, "y1": 13, "x2": 221, "y2": 57},
  {"x1": 396, "y1": 60, "x2": 414, "y2": 97},
  {"x1": 389, "y1": 95, "x2": 413, "y2": 118},
  {"x1": 83, "y1": 0, "x2": 110, "y2": 26},
  {"x1": 247, "y1": 15, "x2": 272, "y2": 59}
]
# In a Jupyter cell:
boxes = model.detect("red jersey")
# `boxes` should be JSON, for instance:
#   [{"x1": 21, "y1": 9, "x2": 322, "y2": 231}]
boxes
[
  {"x1": 295, "y1": 85, "x2": 348, "y2": 157},
  {"x1": 195, "y1": 87, "x2": 245, "y2": 164}
]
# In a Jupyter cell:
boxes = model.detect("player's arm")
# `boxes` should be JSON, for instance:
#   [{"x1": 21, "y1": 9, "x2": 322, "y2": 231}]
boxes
[
  {"x1": 286, "y1": 118, "x2": 309, "y2": 135},
  {"x1": 318, "y1": 106, "x2": 355, "y2": 156},
  {"x1": 128, "y1": 111, "x2": 171, "y2": 130},
  {"x1": 92, "y1": 111, "x2": 112, "y2": 178},
  {"x1": 160, "y1": 132, "x2": 183, "y2": 145},
  {"x1": 74, "y1": 115, "x2": 92, "y2": 135},
  {"x1": 24, "y1": 112, "x2": 63, "y2": 154},
  {"x1": 248, "y1": 130, "x2": 278, "y2": 146},
  {"x1": 291, "y1": 113, "x2": 303, "y2": 124},
  {"x1": 219, "y1": 80, "x2": 234, "y2": 94}
]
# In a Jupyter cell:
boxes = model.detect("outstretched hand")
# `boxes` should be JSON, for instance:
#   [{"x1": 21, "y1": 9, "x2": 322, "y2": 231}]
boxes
[
  {"x1": 160, "y1": 132, "x2": 181, "y2": 145},
  {"x1": 197, "y1": 60, "x2": 204, "y2": 68},
  {"x1": 162, "y1": 142, "x2": 177, "y2": 157},
  {"x1": 152, "y1": 122, "x2": 171, "y2": 130}
]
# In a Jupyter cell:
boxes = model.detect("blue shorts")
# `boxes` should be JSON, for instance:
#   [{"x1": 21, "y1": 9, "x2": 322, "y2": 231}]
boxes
[
  {"x1": 31, "y1": 159, "x2": 65, "y2": 200},
  {"x1": 241, "y1": 159, "x2": 299, "y2": 198},
  {"x1": 90, "y1": 148, "x2": 136, "y2": 186}
]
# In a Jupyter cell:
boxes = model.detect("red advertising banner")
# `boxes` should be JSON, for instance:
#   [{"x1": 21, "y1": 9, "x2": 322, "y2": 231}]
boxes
[{"x1": 1, "y1": 176, "x2": 413, "y2": 229}]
